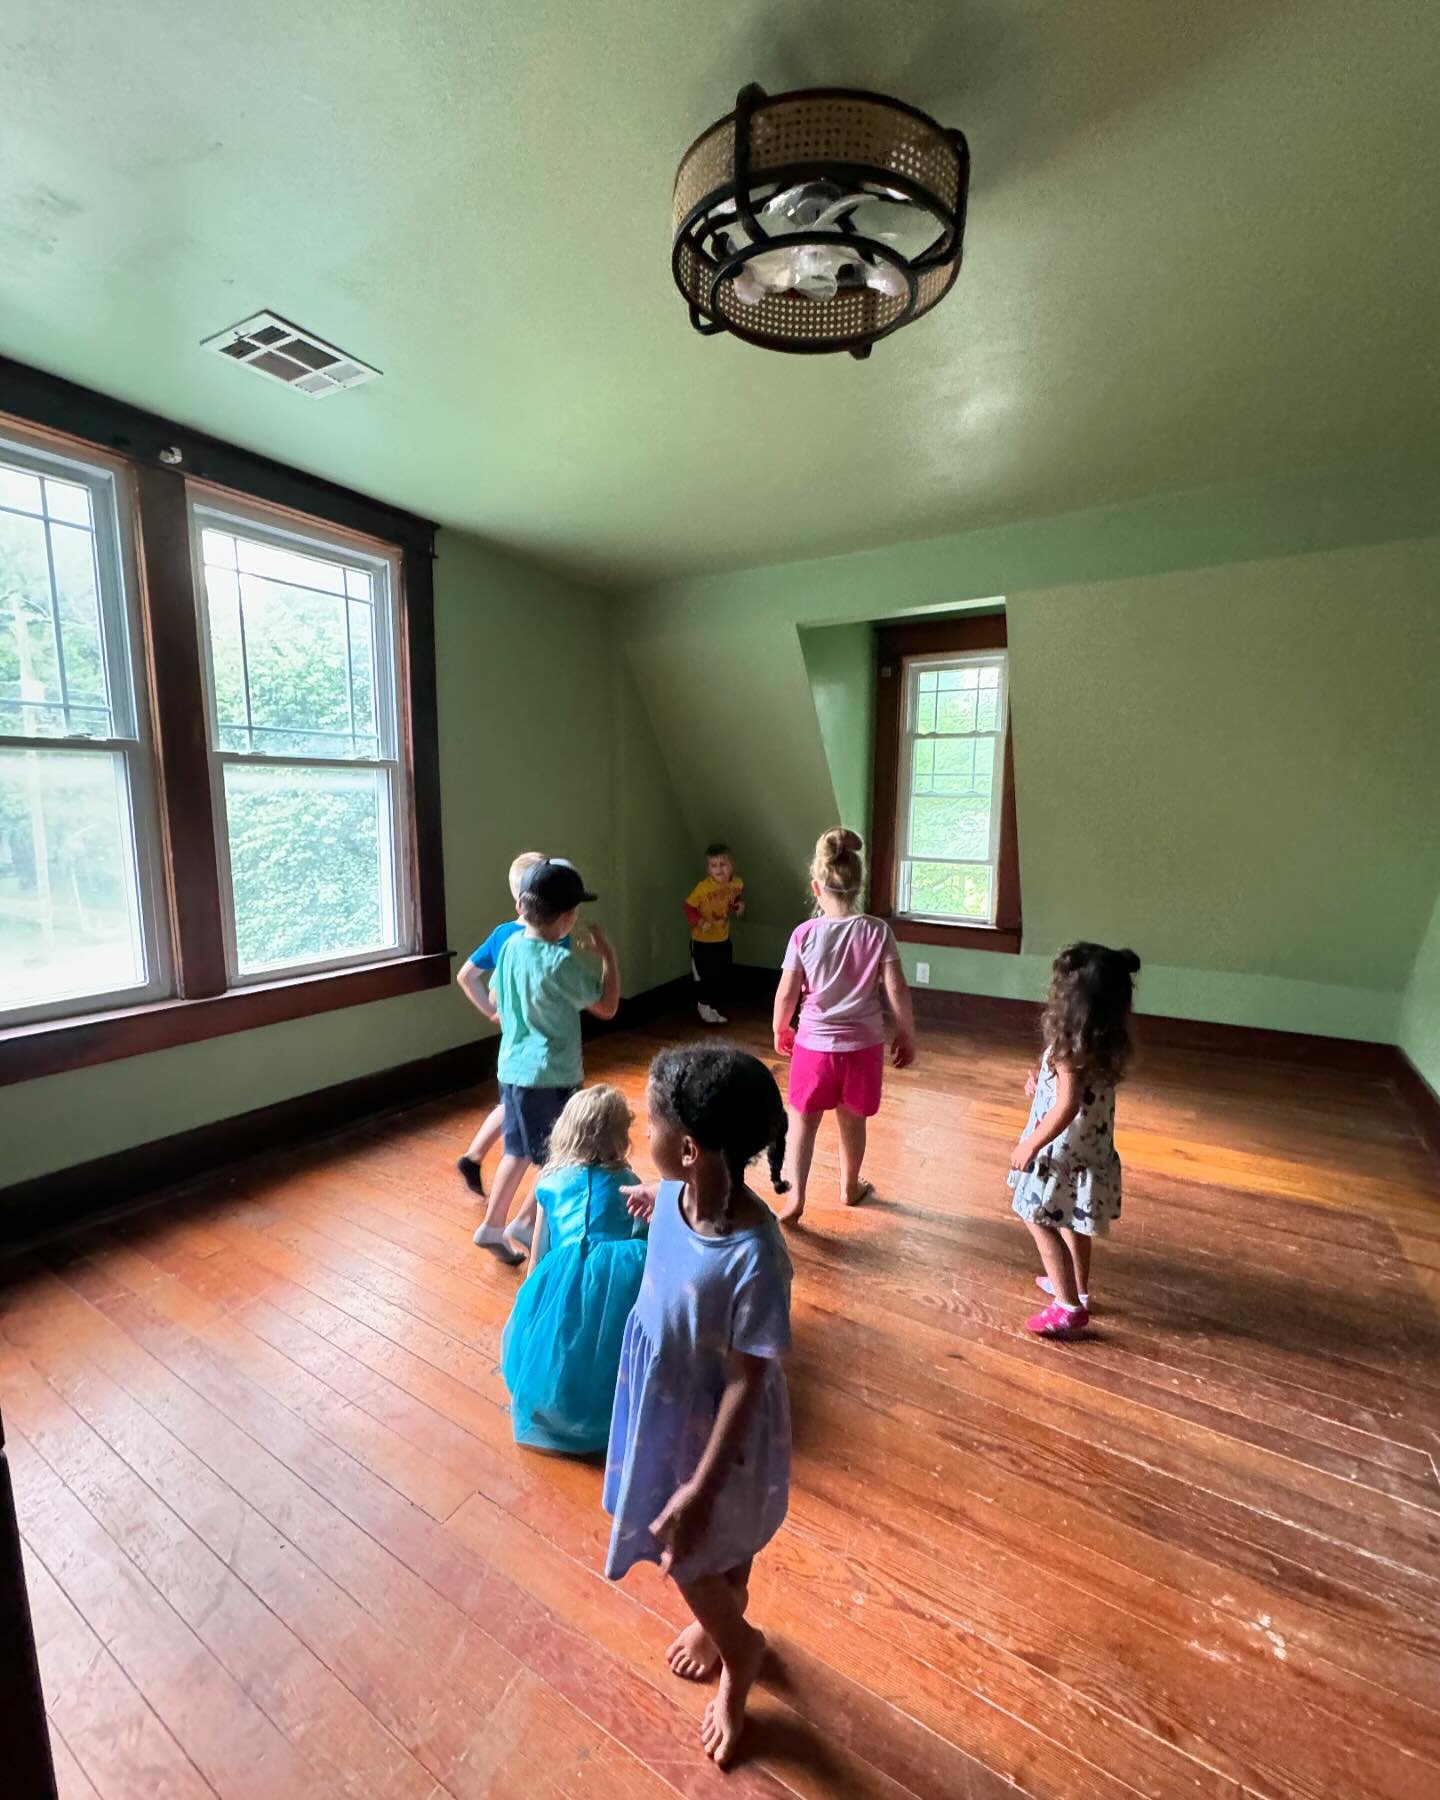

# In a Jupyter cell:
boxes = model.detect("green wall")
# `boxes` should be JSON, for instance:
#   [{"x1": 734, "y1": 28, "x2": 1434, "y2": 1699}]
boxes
[
  {"x1": 621, "y1": 468, "x2": 1440, "y2": 1043},
  {"x1": 1400, "y1": 893, "x2": 1440, "y2": 1099},
  {"x1": 3, "y1": 531, "x2": 693, "y2": 1189},
  {"x1": 799, "y1": 623, "x2": 875, "y2": 847}
]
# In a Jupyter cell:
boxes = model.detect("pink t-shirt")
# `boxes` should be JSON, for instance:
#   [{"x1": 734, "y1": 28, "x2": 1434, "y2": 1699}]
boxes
[{"x1": 783, "y1": 914, "x2": 900, "y2": 1051}]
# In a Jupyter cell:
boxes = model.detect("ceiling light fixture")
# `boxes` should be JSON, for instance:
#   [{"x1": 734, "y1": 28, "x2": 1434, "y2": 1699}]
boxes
[{"x1": 672, "y1": 84, "x2": 970, "y2": 360}]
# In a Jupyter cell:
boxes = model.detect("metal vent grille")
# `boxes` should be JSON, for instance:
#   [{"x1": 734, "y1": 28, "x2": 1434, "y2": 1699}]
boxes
[{"x1": 200, "y1": 312, "x2": 380, "y2": 399}]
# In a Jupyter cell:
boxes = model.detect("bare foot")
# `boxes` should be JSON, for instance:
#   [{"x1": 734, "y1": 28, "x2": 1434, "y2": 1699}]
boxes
[
  {"x1": 775, "y1": 1192, "x2": 806, "y2": 1226},
  {"x1": 843, "y1": 1180, "x2": 874, "y2": 1207},
  {"x1": 666, "y1": 1621, "x2": 720, "y2": 1681},
  {"x1": 701, "y1": 1627, "x2": 765, "y2": 1767}
]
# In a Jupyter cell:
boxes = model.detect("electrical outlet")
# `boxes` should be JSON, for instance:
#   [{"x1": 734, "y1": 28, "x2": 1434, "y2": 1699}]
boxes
[{"x1": 915, "y1": 961, "x2": 930, "y2": 984}]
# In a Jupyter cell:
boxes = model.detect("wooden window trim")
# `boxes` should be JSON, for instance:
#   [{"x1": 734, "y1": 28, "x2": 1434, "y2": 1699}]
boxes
[
  {"x1": 0, "y1": 356, "x2": 448, "y2": 1087},
  {"x1": 869, "y1": 614, "x2": 1022, "y2": 954}
]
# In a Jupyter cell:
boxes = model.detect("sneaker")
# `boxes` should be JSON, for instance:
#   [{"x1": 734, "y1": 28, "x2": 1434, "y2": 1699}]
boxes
[
  {"x1": 1025, "y1": 1300, "x2": 1089, "y2": 1337},
  {"x1": 697, "y1": 1003, "x2": 723, "y2": 1024},
  {"x1": 473, "y1": 1225, "x2": 523, "y2": 1265},
  {"x1": 456, "y1": 1155, "x2": 485, "y2": 1197},
  {"x1": 1037, "y1": 1276, "x2": 1089, "y2": 1309}
]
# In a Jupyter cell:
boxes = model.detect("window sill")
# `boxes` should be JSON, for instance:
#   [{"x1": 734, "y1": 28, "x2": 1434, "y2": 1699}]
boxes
[
  {"x1": 0, "y1": 952, "x2": 455, "y2": 1088},
  {"x1": 890, "y1": 918, "x2": 1022, "y2": 954}
]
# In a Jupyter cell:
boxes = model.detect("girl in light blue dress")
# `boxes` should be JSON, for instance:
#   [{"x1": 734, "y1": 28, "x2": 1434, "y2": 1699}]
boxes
[
  {"x1": 605, "y1": 1043, "x2": 792, "y2": 1771},
  {"x1": 500, "y1": 1085, "x2": 646, "y2": 1453}
]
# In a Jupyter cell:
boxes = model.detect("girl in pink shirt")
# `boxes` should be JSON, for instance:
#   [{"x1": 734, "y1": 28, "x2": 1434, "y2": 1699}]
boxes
[{"x1": 771, "y1": 829, "x2": 915, "y2": 1224}]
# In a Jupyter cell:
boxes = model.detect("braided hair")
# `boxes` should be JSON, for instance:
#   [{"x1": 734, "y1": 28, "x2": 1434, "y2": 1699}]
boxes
[{"x1": 648, "y1": 1042, "x2": 790, "y2": 1229}]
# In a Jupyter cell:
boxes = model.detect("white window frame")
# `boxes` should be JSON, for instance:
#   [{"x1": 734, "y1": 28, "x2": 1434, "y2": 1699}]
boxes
[
  {"x1": 188, "y1": 491, "x2": 414, "y2": 986},
  {"x1": 896, "y1": 649, "x2": 1009, "y2": 928},
  {"x1": 0, "y1": 427, "x2": 171, "y2": 1026}
]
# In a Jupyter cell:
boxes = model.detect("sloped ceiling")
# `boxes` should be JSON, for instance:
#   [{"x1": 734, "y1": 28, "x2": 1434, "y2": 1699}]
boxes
[{"x1": 2, "y1": 0, "x2": 1436, "y2": 586}]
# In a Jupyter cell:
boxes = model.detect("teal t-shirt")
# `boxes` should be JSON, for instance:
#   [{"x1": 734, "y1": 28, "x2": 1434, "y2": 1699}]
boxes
[{"x1": 492, "y1": 934, "x2": 604, "y2": 1088}]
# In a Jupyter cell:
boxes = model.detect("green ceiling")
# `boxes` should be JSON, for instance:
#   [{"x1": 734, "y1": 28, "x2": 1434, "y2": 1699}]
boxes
[{"x1": 2, "y1": 0, "x2": 1436, "y2": 587}]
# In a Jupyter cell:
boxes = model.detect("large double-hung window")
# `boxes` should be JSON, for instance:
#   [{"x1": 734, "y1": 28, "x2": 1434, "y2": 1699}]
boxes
[
  {"x1": 0, "y1": 372, "x2": 446, "y2": 1085},
  {"x1": 0, "y1": 435, "x2": 166, "y2": 1022}
]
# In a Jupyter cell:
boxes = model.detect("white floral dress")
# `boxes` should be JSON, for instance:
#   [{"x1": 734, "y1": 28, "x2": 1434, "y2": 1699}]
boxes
[{"x1": 1007, "y1": 1051, "x2": 1122, "y2": 1237}]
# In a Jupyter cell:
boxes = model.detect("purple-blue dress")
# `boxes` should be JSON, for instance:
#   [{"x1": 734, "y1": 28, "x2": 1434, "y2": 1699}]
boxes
[{"x1": 603, "y1": 1180, "x2": 792, "y2": 1583}]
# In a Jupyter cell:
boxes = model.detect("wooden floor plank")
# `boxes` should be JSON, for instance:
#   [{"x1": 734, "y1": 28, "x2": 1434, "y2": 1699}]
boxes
[
  {"x1": 23, "y1": 1541, "x2": 214, "y2": 1800},
  {"x1": 3, "y1": 1004, "x2": 1439, "y2": 1800},
  {"x1": 13, "y1": 1430, "x2": 326, "y2": 1800},
  {"x1": 0, "y1": 1343, "x2": 439, "y2": 1800}
]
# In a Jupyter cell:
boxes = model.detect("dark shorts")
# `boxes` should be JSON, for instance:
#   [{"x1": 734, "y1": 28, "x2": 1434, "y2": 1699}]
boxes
[{"x1": 500, "y1": 1082, "x2": 578, "y2": 1162}]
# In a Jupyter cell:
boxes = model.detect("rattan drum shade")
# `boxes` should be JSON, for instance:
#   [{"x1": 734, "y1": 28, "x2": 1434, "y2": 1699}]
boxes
[{"x1": 672, "y1": 85, "x2": 970, "y2": 359}]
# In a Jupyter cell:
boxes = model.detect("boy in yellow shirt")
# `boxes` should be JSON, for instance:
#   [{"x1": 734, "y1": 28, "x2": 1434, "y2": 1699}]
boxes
[{"x1": 684, "y1": 841, "x2": 745, "y2": 1023}]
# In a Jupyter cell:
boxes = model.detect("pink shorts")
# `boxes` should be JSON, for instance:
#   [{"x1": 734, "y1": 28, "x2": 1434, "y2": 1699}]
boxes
[{"x1": 788, "y1": 1042, "x2": 885, "y2": 1117}]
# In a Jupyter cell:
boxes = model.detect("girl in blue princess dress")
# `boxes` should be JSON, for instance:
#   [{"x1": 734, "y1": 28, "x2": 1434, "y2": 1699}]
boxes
[{"x1": 500, "y1": 1085, "x2": 647, "y2": 1453}]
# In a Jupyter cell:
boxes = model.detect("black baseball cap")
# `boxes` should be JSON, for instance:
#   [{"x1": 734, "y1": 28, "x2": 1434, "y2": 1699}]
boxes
[{"x1": 520, "y1": 858, "x2": 597, "y2": 910}]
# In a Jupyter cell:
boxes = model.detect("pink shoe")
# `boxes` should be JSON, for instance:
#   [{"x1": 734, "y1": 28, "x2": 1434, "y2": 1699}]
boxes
[{"x1": 1026, "y1": 1300, "x2": 1089, "y2": 1337}]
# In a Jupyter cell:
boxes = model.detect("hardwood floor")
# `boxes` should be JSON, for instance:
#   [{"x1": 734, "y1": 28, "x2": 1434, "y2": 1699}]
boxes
[{"x1": 3, "y1": 1006, "x2": 1438, "y2": 1799}]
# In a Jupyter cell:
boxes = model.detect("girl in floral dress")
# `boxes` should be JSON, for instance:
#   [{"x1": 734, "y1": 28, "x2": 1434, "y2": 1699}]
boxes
[{"x1": 1009, "y1": 943, "x2": 1141, "y2": 1336}]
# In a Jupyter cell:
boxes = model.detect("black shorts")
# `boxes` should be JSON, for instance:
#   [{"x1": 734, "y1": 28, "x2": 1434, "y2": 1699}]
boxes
[{"x1": 500, "y1": 1082, "x2": 578, "y2": 1162}]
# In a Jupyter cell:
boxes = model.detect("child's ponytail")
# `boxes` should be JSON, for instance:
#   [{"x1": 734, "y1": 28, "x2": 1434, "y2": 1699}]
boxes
[
  {"x1": 767, "y1": 1109, "x2": 791, "y2": 1196},
  {"x1": 811, "y1": 826, "x2": 865, "y2": 914}
]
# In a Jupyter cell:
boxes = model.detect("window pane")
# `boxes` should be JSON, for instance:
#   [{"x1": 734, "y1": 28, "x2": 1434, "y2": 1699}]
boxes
[
  {"x1": 0, "y1": 464, "x2": 115, "y2": 738},
  {"x1": 235, "y1": 535, "x2": 346, "y2": 595},
  {"x1": 348, "y1": 597, "x2": 377, "y2": 740},
  {"x1": 0, "y1": 467, "x2": 42, "y2": 513},
  {"x1": 201, "y1": 527, "x2": 385, "y2": 759},
  {"x1": 925, "y1": 737, "x2": 984, "y2": 795},
  {"x1": 0, "y1": 746, "x2": 147, "y2": 1009},
  {"x1": 49, "y1": 522, "x2": 109, "y2": 715},
  {"x1": 934, "y1": 684, "x2": 977, "y2": 734},
  {"x1": 908, "y1": 794, "x2": 992, "y2": 861},
  {"x1": 43, "y1": 478, "x2": 92, "y2": 527},
  {"x1": 905, "y1": 859, "x2": 992, "y2": 922},
  {"x1": 224, "y1": 763, "x2": 396, "y2": 973}
]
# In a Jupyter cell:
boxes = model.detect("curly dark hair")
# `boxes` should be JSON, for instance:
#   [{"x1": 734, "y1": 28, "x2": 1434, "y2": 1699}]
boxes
[
  {"x1": 1040, "y1": 942, "x2": 1142, "y2": 1086},
  {"x1": 648, "y1": 1042, "x2": 790, "y2": 1223}
]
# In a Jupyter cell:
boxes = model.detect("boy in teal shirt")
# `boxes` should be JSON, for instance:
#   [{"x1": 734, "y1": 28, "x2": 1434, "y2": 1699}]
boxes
[{"x1": 472, "y1": 860, "x2": 620, "y2": 1262}]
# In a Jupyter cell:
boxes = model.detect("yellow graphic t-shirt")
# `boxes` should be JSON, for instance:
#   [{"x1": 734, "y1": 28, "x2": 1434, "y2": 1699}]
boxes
[{"x1": 686, "y1": 876, "x2": 744, "y2": 944}]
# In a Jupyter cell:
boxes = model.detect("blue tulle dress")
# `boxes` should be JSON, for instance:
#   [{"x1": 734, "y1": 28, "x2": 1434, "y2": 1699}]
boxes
[{"x1": 500, "y1": 1163, "x2": 647, "y2": 1453}]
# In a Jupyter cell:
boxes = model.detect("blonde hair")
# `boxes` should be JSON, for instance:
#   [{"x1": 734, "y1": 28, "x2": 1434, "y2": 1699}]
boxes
[
  {"x1": 811, "y1": 827, "x2": 865, "y2": 915},
  {"x1": 541, "y1": 1085, "x2": 632, "y2": 1175},
  {"x1": 507, "y1": 850, "x2": 546, "y2": 901}
]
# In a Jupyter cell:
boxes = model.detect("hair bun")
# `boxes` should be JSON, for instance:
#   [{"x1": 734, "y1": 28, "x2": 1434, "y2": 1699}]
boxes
[
  {"x1": 826, "y1": 827, "x2": 863, "y2": 853},
  {"x1": 1117, "y1": 948, "x2": 1141, "y2": 974}
]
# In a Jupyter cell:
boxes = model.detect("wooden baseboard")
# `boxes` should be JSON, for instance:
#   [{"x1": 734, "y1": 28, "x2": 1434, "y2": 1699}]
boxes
[
  {"x1": 0, "y1": 1037, "x2": 498, "y2": 1255},
  {"x1": 6, "y1": 971, "x2": 1434, "y2": 1252},
  {"x1": 0, "y1": 972, "x2": 698, "y2": 1254},
  {"x1": 1393, "y1": 1051, "x2": 1440, "y2": 1166},
  {"x1": 907, "y1": 986, "x2": 1400, "y2": 1074}
]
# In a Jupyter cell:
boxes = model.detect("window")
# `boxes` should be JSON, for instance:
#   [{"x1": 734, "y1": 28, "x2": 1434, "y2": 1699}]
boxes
[
  {"x1": 0, "y1": 362, "x2": 446, "y2": 1085},
  {"x1": 194, "y1": 507, "x2": 409, "y2": 979},
  {"x1": 870, "y1": 615, "x2": 1021, "y2": 951},
  {"x1": 0, "y1": 435, "x2": 167, "y2": 1024},
  {"x1": 898, "y1": 652, "x2": 1007, "y2": 925}
]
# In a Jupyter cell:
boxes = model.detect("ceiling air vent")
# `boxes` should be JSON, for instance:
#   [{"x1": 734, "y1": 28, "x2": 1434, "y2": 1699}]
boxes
[{"x1": 200, "y1": 311, "x2": 380, "y2": 399}]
